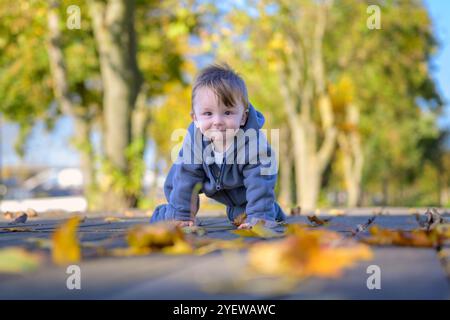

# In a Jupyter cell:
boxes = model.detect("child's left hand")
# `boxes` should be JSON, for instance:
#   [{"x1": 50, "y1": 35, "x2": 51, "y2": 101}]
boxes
[{"x1": 237, "y1": 222, "x2": 252, "y2": 229}]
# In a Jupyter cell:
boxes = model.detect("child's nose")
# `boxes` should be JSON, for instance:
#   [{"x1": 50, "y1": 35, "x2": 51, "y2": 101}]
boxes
[{"x1": 213, "y1": 115, "x2": 225, "y2": 126}]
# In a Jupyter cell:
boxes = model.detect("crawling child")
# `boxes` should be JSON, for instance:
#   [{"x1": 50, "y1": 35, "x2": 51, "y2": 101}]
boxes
[{"x1": 150, "y1": 63, "x2": 286, "y2": 229}]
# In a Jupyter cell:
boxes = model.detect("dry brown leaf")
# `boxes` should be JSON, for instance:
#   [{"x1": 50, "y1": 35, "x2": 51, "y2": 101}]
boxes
[
  {"x1": 248, "y1": 228, "x2": 372, "y2": 279},
  {"x1": 52, "y1": 216, "x2": 81, "y2": 266},
  {"x1": 307, "y1": 215, "x2": 331, "y2": 227}
]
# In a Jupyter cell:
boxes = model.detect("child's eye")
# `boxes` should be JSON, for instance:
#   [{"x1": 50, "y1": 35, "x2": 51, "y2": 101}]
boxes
[
  {"x1": 203, "y1": 112, "x2": 212, "y2": 116},
  {"x1": 224, "y1": 111, "x2": 232, "y2": 115}
]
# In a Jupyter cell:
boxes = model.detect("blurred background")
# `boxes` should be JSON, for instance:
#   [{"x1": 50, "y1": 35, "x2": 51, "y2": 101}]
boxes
[{"x1": 0, "y1": 0, "x2": 449, "y2": 213}]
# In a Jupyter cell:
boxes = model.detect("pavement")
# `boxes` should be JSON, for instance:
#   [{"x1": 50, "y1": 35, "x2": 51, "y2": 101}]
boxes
[{"x1": 0, "y1": 209, "x2": 449, "y2": 300}]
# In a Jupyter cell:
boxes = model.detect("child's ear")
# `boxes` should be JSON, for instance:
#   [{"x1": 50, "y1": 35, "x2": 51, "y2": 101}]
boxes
[
  {"x1": 191, "y1": 112, "x2": 199, "y2": 128},
  {"x1": 240, "y1": 109, "x2": 249, "y2": 126}
]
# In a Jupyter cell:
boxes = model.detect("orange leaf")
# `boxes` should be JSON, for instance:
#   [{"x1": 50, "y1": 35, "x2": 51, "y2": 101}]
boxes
[{"x1": 248, "y1": 228, "x2": 372, "y2": 278}]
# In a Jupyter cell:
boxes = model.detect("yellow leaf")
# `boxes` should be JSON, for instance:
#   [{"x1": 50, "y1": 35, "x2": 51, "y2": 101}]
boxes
[
  {"x1": 126, "y1": 222, "x2": 185, "y2": 250},
  {"x1": 0, "y1": 247, "x2": 42, "y2": 274},
  {"x1": 162, "y1": 240, "x2": 193, "y2": 255},
  {"x1": 231, "y1": 221, "x2": 282, "y2": 238},
  {"x1": 436, "y1": 224, "x2": 450, "y2": 239},
  {"x1": 52, "y1": 216, "x2": 81, "y2": 266}
]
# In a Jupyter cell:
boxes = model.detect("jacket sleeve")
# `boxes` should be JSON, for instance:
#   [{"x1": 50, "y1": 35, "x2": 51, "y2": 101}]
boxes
[
  {"x1": 242, "y1": 134, "x2": 279, "y2": 222},
  {"x1": 163, "y1": 127, "x2": 205, "y2": 221}
]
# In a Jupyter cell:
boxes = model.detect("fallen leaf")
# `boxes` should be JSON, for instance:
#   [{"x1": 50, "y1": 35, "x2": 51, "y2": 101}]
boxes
[
  {"x1": 361, "y1": 226, "x2": 440, "y2": 247},
  {"x1": 126, "y1": 222, "x2": 192, "y2": 255},
  {"x1": 248, "y1": 228, "x2": 372, "y2": 278},
  {"x1": 0, "y1": 247, "x2": 42, "y2": 273},
  {"x1": 52, "y1": 216, "x2": 81, "y2": 266},
  {"x1": 307, "y1": 215, "x2": 331, "y2": 227},
  {"x1": 1, "y1": 227, "x2": 34, "y2": 232},
  {"x1": 8, "y1": 213, "x2": 28, "y2": 225},
  {"x1": 127, "y1": 223, "x2": 184, "y2": 249},
  {"x1": 3, "y1": 212, "x2": 14, "y2": 220},
  {"x1": 104, "y1": 217, "x2": 124, "y2": 223},
  {"x1": 436, "y1": 224, "x2": 450, "y2": 239},
  {"x1": 162, "y1": 240, "x2": 193, "y2": 255},
  {"x1": 26, "y1": 208, "x2": 38, "y2": 218},
  {"x1": 231, "y1": 220, "x2": 282, "y2": 238}
]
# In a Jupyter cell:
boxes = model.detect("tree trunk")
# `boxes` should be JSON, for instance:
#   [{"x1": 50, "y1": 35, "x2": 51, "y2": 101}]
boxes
[
  {"x1": 47, "y1": 1, "x2": 98, "y2": 209},
  {"x1": 337, "y1": 104, "x2": 364, "y2": 207},
  {"x1": 73, "y1": 115, "x2": 97, "y2": 209},
  {"x1": 277, "y1": 1, "x2": 336, "y2": 212},
  {"x1": 88, "y1": 0, "x2": 143, "y2": 210},
  {"x1": 278, "y1": 127, "x2": 293, "y2": 207}
]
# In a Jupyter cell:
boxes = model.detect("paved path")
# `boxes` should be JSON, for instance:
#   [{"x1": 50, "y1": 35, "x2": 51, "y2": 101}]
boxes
[{"x1": 0, "y1": 211, "x2": 449, "y2": 299}]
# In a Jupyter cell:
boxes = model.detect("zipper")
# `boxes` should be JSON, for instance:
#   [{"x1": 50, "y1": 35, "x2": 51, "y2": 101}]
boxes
[
  {"x1": 215, "y1": 158, "x2": 226, "y2": 191},
  {"x1": 213, "y1": 154, "x2": 236, "y2": 207}
]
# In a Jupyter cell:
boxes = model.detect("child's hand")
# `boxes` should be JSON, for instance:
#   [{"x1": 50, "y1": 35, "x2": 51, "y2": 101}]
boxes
[
  {"x1": 174, "y1": 220, "x2": 194, "y2": 227},
  {"x1": 237, "y1": 222, "x2": 252, "y2": 229}
]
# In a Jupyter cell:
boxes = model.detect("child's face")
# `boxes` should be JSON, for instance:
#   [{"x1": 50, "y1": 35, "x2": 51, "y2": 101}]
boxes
[{"x1": 191, "y1": 86, "x2": 247, "y2": 144}]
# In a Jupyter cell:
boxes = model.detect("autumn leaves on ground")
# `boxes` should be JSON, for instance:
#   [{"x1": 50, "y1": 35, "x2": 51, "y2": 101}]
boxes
[{"x1": 0, "y1": 208, "x2": 449, "y2": 294}]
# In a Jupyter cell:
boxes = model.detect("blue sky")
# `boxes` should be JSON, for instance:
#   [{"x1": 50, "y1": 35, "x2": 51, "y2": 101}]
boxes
[
  {"x1": 1, "y1": 0, "x2": 449, "y2": 168},
  {"x1": 424, "y1": 0, "x2": 450, "y2": 128}
]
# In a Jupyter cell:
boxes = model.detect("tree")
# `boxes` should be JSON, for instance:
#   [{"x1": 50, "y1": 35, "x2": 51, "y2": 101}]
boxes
[{"x1": 1, "y1": 0, "x2": 201, "y2": 210}]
